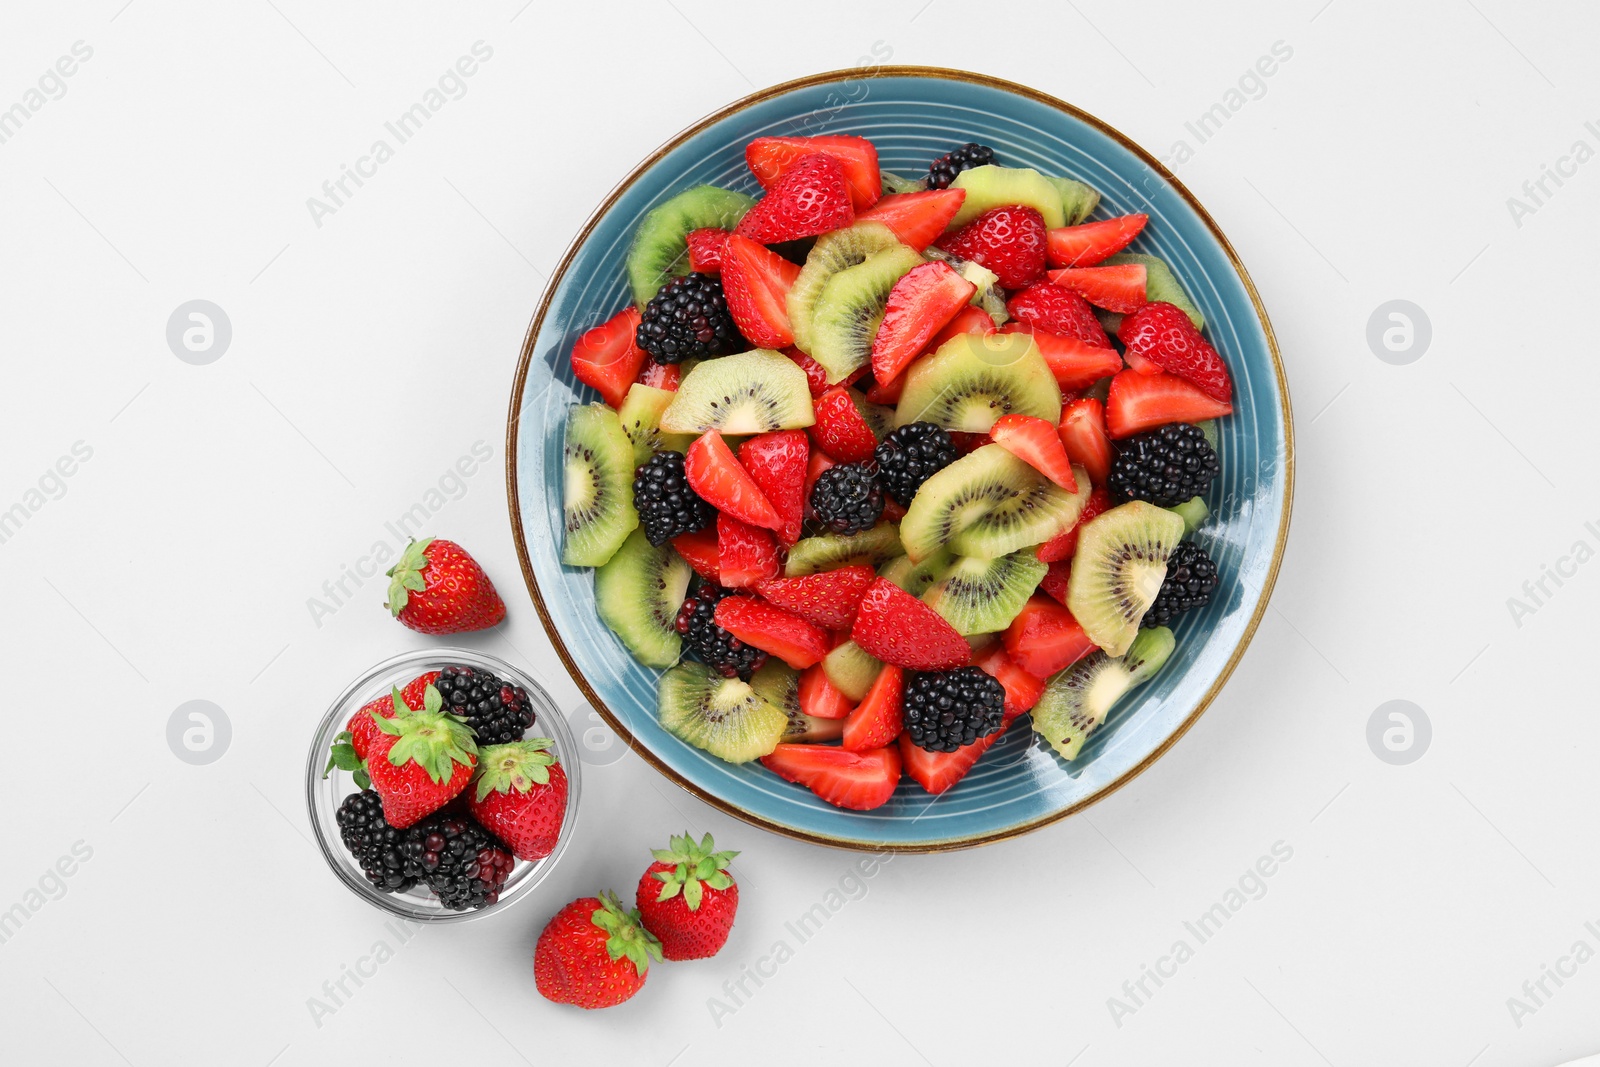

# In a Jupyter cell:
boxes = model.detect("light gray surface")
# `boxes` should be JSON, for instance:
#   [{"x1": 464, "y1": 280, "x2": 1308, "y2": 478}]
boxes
[{"x1": 2, "y1": 1, "x2": 1597, "y2": 1064}]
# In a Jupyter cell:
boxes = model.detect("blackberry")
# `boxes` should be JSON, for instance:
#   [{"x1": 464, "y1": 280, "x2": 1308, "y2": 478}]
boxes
[
  {"x1": 675, "y1": 585, "x2": 768, "y2": 680},
  {"x1": 1107, "y1": 423, "x2": 1220, "y2": 507},
  {"x1": 433, "y1": 665, "x2": 535, "y2": 746},
  {"x1": 335, "y1": 790, "x2": 416, "y2": 893},
  {"x1": 402, "y1": 812, "x2": 514, "y2": 910},
  {"x1": 635, "y1": 273, "x2": 744, "y2": 364},
  {"x1": 1142, "y1": 540, "x2": 1218, "y2": 628},
  {"x1": 874, "y1": 422, "x2": 958, "y2": 507},
  {"x1": 809, "y1": 463, "x2": 883, "y2": 536},
  {"x1": 633, "y1": 450, "x2": 715, "y2": 546},
  {"x1": 927, "y1": 142, "x2": 996, "y2": 190},
  {"x1": 902, "y1": 667, "x2": 1006, "y2": 753}
]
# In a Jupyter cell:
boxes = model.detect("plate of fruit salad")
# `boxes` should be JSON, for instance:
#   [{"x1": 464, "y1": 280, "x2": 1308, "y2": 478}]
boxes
[{"x1": 508, "y1": 68, "x2": 1291, "y2": 851}]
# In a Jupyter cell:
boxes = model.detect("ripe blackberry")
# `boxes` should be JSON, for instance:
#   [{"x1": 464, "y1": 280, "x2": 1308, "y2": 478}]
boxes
[
  {"x1": 1107, "y1": 423, "x2": 1220, "y2": 507},
  {"x1": 874, "y1": 422, "x2": 958, "y2": 507},
  {"x1": 903, "y1": 667, "x2": 1006, "y2": 753},
  {"x1": 402, "y1": 812, "x2": 514, "y2": 910},
  {"x1": 635, "y1": 273, "x2": 744, "y2": 364},
  {"x1": 927, "y1": 142, "x2": 996, "y2": 190},
  {"x1": 675, "y1": 585, "x2": 768, "y2": 680},
  {"x1": 432, "y1": 665, "x2": 535, "y2": 746},
  {"x1": 809, "y1": 463, "x2": 883, "y2": 535},
  {"x1": 1143, "y1": 540, "x2": 1218, "y2": 628},
  {"x1": 336, "y1": 790, "x2": 416, "y2": 893},
  {"x1": 633, "y1": 450, "x2": 715, "y2": 546}
]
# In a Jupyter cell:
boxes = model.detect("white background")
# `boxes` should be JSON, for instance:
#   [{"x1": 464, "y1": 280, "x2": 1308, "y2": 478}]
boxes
[{"x1": 2, "y1": 1, "x2": 1597, "y2": 1064}]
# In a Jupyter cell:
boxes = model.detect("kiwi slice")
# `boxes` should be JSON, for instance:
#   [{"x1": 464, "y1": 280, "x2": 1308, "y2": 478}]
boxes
[
  {"x1": 900, "y1": 446, "x2": 1086, "y2": 563},
  {"x1": 617, "y1": 383, "x2": 692, "y2": 466},
  {"x1": 1067, "y1": 500, "x2": 1185, "y2": 656},
  {"x1": 788, "y1": 222, "x2": 903, "y2": 354},
  {"x1": 809, "y1": 245, "x2": 924, "y2": 383},
  {"x1": 1102, "y1": 253, "x2": 1204, "y2": 330},
  {"x1": 658, "y1": 661, "x2": 788, "y2": 763},
  {"x1": 878, "y1": 548, "x2": 954, "y2": 596},
  {"x1": 948, "y1": 165, "x2": 1066, "y2": 229},
  {"x1": 627, "y1": 185, "x2": 754, "y2": 307},
  {"x1": 561, "y1": 404, "x2": 640, "y2": 567},
  {"x1": 751, "y1": 661, "x2": 844, "y2": 743},
  {"x1": 822, "y1": 639, "x2": 883, "y2": 702},
  {"x1": 1045, "y1": 175, "x2": 1101, "y2": 226},
  {"x1": 1032, "y1": 626, "x2": 1175, "y2": 760},
  {"x1": 921, "y1": 550, "x2": 1048, "y2": 636},
  {"x1": 659, "y1": 349, "x2": 815, "y2": 435},
  {"x1": 896, "y1": 332, "x2": 1061, "y2": 433},
  {"x1": 784, "y1": 523, "x2": 903, "y2": 576},
  {"x1": 595, "y1": 529, "x2": 692, "y2": 667},
  {"x1": 1167, "y1": 496, "x2": 1210, "y2": 536},
  {"x1": 879, "y1": 171, "x2": 928, "y2": 195}
]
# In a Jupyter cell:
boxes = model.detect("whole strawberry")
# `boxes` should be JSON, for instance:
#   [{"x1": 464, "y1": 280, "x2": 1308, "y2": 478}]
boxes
[
  {"x1": 366, "y1": 685, "x2": 478, "y2": 829},
  {"x1": 636, "y1": 832, "x2": 740, "y2": 961},
  {"x1": 385, "y1": 538, "x2": 505, "y2": 634},
  {"x1": 466, "y1": 740, "x2": 569, "y2": 861},
  {"x1": 734, "y1": 153, "x2": 856, "y2": 244},
  {"x1": 535, "y1": 892, "x2": 663, "y2": 1009},
  {"x1": 937, "y1": 205, "x2": 1048, "y2": 289}
]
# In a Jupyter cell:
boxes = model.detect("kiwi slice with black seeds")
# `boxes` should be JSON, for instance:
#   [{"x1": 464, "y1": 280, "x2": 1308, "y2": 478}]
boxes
[
  {"x1": 627, "y1": 185, "x2": 754, "y2": 307},
  {"x1": 658, "y1": 661, "x2": 788, "y2": 763},
  {"x1": 617, "y1": 383, "x2": 692, "y2": 466},
  {"x1": 947, "y1": 165, "x2": 1066, "y2": 229},
  {"x1": 878, "y1": 548, "x2": 954, "y2": 596},
  {"x1": 595, "y1": 529, "x2": 692, "y2": 667},
  {"x1": 1067, "y1": 500, "x2": 1186, "y2": 656},
  {"x1": 784, "y1": 524, "x2": 903, "y2": 576},
  {"x1": 659, "y1": 349, "x2": 815, "y2": 435},
  {"x1": 1032, "y1": 626, "x2": 1174, "y2": 760},
  {"x1": 808, "y1": 244, "x2": 924, "y2": 383},
  {"x1": 921, "y1": 550, "x2": 1049, "y2": 636},
  {"x1": 561, "y1": 403, "x2": 640, "y2": 567},
  {"x1": 895, "y1": 332, "x2": 1060, "y2": 433},
  {"x1": 751, "y1": 661, "x2": 844, "y2": 743},
  {"x1": 787, "y1": 222, "x2": 904, "y2": 354},
  {"x1": 899, "y1": 446, "x2": 1085, "y2": 563}
]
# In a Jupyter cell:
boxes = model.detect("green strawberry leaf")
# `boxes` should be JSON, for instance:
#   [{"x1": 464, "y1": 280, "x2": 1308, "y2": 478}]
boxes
[{"x1": 384, "y1": 537, "x2": 435, "y2": 617}]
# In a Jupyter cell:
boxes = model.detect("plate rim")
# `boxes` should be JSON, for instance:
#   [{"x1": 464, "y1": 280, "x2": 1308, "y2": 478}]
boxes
[{"x1": 504, "y1": 65, "x2": 1295, "y2": 853}]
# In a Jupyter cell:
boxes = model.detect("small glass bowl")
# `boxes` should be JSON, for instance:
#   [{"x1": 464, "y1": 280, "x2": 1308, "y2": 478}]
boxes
[{"x1": 305, "y1": 647, "x2": 581, "y2": 923}]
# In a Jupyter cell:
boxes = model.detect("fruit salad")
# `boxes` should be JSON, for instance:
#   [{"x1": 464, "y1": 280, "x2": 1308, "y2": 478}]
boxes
[{"x1": 560, "y1": 135, "x2": 1233, "y2": 811}]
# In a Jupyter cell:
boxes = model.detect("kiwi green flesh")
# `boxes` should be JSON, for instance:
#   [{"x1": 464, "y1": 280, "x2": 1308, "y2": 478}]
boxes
[
  {"x1": 617, "y1": 383, "x2": 692, "y2": 466},
  {"x1": 1102, "y1": 253, "x2": 1204, "y2": 330},
  {"x1": 752, "y1": 661, "x2": 845, "y2": 742},
  {"x1": 899, "y1": 445, "x2": 1082, "y2": 563},
  {"x1": 595, "y1": 529, "x2": 691, "y2": 667},
  {"x1": 788, "y1": 222, "x2": 902, "y2": 354},
  {"x1": 659, "y1": 349, "x2": 815, "y2": 434},
  {"x1": 1032, "y1": 626, "x2": 1174, "y2": 760},
  {"x1": 821, "y1": 640, "x2": 883, "y2": 702},
  {"x1": 948, "y1": 459, "x2": 1088, "y2": 560},
  {"x1": 809, "y1": 245, "x2": 924, "y2": 383},
  {"x1": 879, "y1": 548, "x2": 954, "y2": 596},
  {"x1": 627, "y1": 185, "x2": 754, "y2": 308},
  {"x1": 1045, "y1": 175, "x2": 1101, "y2": 227},
  {"x1": 1067, "y1": 500, "x2": 1185, "y2": 657},
  {"x1": 879, "y1": 171, "x2": 928, "y2": 195},
  {"x1": 784, "y1": 524, "x2": 903, "y2": 577},
  {"x1": 922, "y1": 550, "x2": 1048, "y2": 635},
  {"x1": 948, "y1": 165, "x2": 1067, "y2": 229},
  {"x1": 1196, "y1": 419, "x2": 1219, "y2": 449},
  {"x1": 1167, "y1": 496, "x2": 1210, "y2": 536},
  {"x1": 895, "y1": 332, "x2": 1060, "y2": 433},
  {"x1": 658, "y1": 661, "x2": 788, "y2": 763},
  {"x1": 561, "y1": 404, "x2": 640, "y2": 567}
]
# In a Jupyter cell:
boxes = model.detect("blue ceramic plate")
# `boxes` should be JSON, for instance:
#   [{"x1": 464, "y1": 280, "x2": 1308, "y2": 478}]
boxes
[{"x1": 507, "y1": 68, "x2": 1292, "y2": 851}]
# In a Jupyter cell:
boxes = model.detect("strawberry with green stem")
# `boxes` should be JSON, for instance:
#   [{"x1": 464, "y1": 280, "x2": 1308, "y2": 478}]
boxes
[
  {"x1": 365, "y1": 685, "x2": 478, "y2": 828},
  {"x1": 385, "y1": 537, "x2": 506, "y2": 635},
  {"x1": 535, "y1": 892, "x2": 664, "y2": 1009},
  {"x1": 466, "y1": 739, "x2": 569, "y2": 861},
  {"x1": 635, "y1": 832, "x2": 740, "y2": 961}
]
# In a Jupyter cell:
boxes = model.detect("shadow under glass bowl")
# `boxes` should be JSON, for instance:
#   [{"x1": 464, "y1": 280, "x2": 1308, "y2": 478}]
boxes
[
  {"x1": 507, "y1": 66, "x2": 1292, "y2": 853},
  {"x1": 304, "y1": 647, "x2": 581, "y2": 923}
]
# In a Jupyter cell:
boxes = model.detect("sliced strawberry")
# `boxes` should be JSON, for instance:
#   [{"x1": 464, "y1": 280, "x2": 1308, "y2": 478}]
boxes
[
  {"x1": 811, "y1": 387, "x2": 878, "y2": 464},
  {"x1": 1007, "y1": 283, "x2": 1111, "y2": 348},
  {"x1": 870, "y1": 261, "x2": 976, "y2": 384},
  {"x1": 865, "y1": 372, "x2": 905, "y2": 404},
  {"x1": 851, "y1": 578, "x2": 971, "y2": 670},
  {"x1": 1105, "y1": 369, "x2": 1233, "y2": 438},
  {"x1": 1046, "y1": 214, "x2": 1148, "y2": 268},
  {"x1": 898, "y1": 725, "x2": 1007, "y2": 795},
  {"x1": 989, "y1": 414, "x2": 1078, "y2": 491},
  {"x1": 1037, "y1": 559, "x2": 1072, "y2": 605},
  {"x1": 738, "y1": 430, "x2": 808, "y2": 546},
  {"x1": 714, "y1": 596, "x2": 829, "y2": 669},
  {"x1": 570, "y1": 306, "x2": 646, "y2": 408},
  {"x1": 716, "y1": 513, "x2": 780, "y2": 588},
  {"x1": 974, "y1": 644, "x2": 1045, "y2": 719},
  {"x1": 799, "y1": 663, "x2": 854, "y2": 720},
  {"x1": 684, "y1": 430, "x2": 782, "y2": 531},
  {"x1": 1036, "y1": 486, "x2": 1111, "y2": 563},
  {"x1": 735, "y1": 153, "x2": 855, "y2": 244},
  {"x1": 761, "y1": 743, "x2": 901, "y2": 810},
  {"x1": 948, "y1": 431, "x2": 989, "y2": 456},
  {"x1": 671, "y1": 527, "x2": 720, "y2": 581},
  {"x1": 856, "y1": 188, "x2": 966, "y2": 251},
  {"x1": 925, "y1": 304, "x2": 995, "y2": 353},
  {"x1": 936, "y1": 205, "x2": 1048, "y2": 289},
  {"x1": 843, "y1": 664, "x2": 903, "y2": 752},
  {"x1": 1117, "y1": 302, "x2": 1232, "y2": 403},
  {"x1": 721, "y1": 234, "x2": 802, "y2": 348},
  {"x1": 1003, "y1": 595, "x2": 1097, "y2": 679},
  {"x1": 1047, "y1": 264, "x2": 1147, "y2": 314},
  {"x1": 1058, "y1": 398, "x2": 1115, "y2": 486},
  {"x1": 783, "y1": 347, "x2": 837, "y2": 398},
  {"x1": 754, "y1": 564, "x2": 875, "y2": 631},
  {"x1": 1121, "y1": 345, "x2": 1162, "y2": 375},
  {"x1": 638, "y1": 358, "x2": 680, "y2": 390},
  {"x1": 1000, "y1": 322, "x2": 1124, "y2": 392},
  {"x1": 686, "y1": 227, "x2": 730, "y2": 273},
  {"x1": 802, "y1": 449, "x2": 836, "y2": 521},
  {"x1": 745, "y1": 135, "x2": 881, "y2": 211}
]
